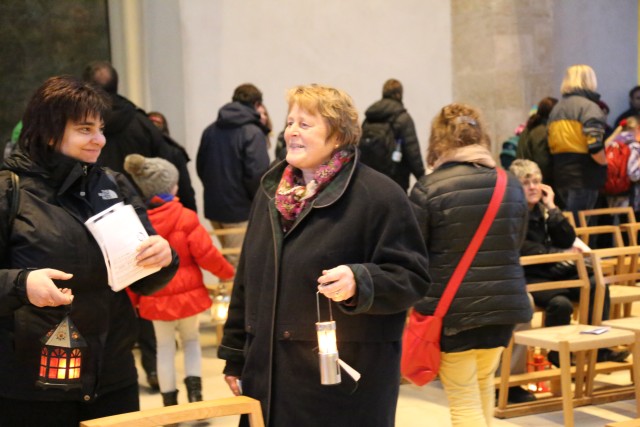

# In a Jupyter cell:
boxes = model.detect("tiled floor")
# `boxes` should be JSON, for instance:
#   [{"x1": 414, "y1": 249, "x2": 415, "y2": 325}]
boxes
[{"x1": 136, "y1": 312, "x2": 638, "y2": 426}]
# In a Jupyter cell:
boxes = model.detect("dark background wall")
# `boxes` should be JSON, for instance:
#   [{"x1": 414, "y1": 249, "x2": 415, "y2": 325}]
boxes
[{"x1": 0, "y1": 0, "x2": 110, "y2": 147}]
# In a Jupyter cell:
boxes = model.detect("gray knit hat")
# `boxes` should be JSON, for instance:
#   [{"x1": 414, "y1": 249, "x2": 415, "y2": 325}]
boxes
[{"x1": 123, "y1": 154, "x2": 179, "y2": 199}]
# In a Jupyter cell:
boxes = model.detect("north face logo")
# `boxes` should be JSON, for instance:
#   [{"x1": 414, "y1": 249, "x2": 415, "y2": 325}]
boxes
[{"x1": 98, "y1": 189, "x2": 118, "y2": 200}]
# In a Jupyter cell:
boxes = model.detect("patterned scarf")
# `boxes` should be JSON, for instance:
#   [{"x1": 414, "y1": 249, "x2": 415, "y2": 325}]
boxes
[{"x1": 275, "y1": 149, "x2": 353, "y2": 232}]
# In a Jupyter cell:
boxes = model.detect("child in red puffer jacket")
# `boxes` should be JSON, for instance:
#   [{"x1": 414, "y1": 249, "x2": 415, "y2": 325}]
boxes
[{"x1": 124, "y1": 153, "x2": 234, "y2": 407}]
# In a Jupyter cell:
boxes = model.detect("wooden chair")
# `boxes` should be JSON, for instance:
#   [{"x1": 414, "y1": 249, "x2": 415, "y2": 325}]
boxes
[
  {"x1": 591, "y1": 245, "x2": 640, "y2": 319},
  {"x1": 80, "y1": 396, "x2": 264, "y2": 427},
  {"x1": 578, "y1": 206, "x2": 636, "y2": 228},
  {"x1": 210, "y1": 226, "x2": 247, "y2": 258},
  {"x1": 574, "y1": 225, "x2": 625, "y2": 249},
  {"x1": 495, "y1": 252, "x2": 639, "y2": 426},
  {"x1": 620, "y1": 222, "x2": 640, "y2": 245},
  {"x1": 588, "y1": 247, "x2": 640, "y2": 411},
  {"x1": 574, "y1": 225, "x2": 625, "y2": 280},
  {"x1": 207, "y1": 226, "x2": 245, "y2": 344},
  {"x1": 563, "y1": 211, "x2": 577, "y2": 228},
  {"x1": 606, "y1": 419, "x2": 640, "y2": 427}
]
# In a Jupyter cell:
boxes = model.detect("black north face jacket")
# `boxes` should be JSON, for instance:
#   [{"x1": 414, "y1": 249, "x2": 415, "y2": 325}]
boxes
[{"x1": 0, "y1": 148, "x2": 178, "y2": 402}]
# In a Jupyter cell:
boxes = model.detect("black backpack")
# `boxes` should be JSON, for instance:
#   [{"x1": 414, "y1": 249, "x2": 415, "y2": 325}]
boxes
[{"x1": 359, "y1": 109, "x2": 405, "y2": 175}]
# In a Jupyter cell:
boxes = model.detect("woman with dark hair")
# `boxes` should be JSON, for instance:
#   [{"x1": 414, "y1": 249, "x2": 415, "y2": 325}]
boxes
[
  {"x1": 0, "y1": 75, "x2": 178, "y2": 426},
  {"x1": 516, "y1": 96, "x2": 558, "y2": 187}
]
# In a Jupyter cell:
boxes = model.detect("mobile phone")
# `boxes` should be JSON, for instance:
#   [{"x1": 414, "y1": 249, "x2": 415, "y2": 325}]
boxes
[
  {"x1": 580, "y1": 326, "x2": 610, "y2": 335},
  {"x1": 542, "y1": 189, "x2": 548, "y2": 197}
]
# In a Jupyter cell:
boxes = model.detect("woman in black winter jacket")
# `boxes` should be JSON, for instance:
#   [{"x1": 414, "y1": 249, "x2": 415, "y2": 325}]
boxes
[
  {"x1": 0, "y1": 76, "x2": 178, "y2": 426},
  {"x1": 410, "y1": 103, "x2": 532, "y2": 427}
]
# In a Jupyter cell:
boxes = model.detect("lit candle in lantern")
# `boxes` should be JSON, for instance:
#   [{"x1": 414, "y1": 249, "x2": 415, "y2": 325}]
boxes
[
  {"x1": 316, "y1": 320, "x2": 341, "y2": 385},
  {"x1": 213, "y1": 293, "x2": 231, "y2": 322},
  {"x1": 37, "y1": 315, "x2": 86, "y2": 390}
]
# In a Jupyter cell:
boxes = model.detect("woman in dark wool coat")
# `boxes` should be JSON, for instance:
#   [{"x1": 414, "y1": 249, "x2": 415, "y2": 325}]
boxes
[
  {"x1": 218, "y1": 84, "x2": 430, "y2": 427},
  {"x1": 410, "y1": 103, "x2": 532, "y2": 427}
]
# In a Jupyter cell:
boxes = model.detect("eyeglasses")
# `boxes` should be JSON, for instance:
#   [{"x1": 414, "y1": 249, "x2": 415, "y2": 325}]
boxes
[{"x1": 521, "y1": 178, "x2": 541, "y2": 187}]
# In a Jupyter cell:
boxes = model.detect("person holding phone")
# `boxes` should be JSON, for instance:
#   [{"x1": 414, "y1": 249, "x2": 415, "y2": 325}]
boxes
[{"x1": 509, "y1": 159, "x2": 627, "y2": 365}]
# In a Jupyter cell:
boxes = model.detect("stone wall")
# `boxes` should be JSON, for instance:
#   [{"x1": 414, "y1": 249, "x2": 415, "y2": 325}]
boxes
[
  {"x1": 451, "y1": 0, "x2": 554, "y2": 155},
  {"x1": 0, "y1": 0, "x2": 110, "y2": 144}
]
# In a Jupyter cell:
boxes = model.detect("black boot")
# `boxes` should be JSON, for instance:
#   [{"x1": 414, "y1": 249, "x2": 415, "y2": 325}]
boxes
[
  {"x1": 184, "y1": 376, "x2": 203, "y2": 402},
  {"x1": 162, "y1": 390, "x2": 178, "y2": 406}
]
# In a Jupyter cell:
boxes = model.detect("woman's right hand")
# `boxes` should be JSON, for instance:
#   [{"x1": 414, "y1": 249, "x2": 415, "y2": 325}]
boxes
[
  {"x1": 25, "y1": 268, "x2": 74, "y2": 307},
  {"x1": 539, "y1": 183, "x2": 556, "y2": 210},
  {"x1": 224, "y1": 374, "x2": 242, "y2": 396}
]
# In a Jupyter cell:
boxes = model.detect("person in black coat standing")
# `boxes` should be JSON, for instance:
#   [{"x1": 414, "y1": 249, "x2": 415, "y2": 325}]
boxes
[
  {"x1": 361, "y1": 79, "x2": 425, "y2": 192},
  {"x1": 82, "y1": 61, "x2": 197, "y2": 212},
  {"x1": 196, "y1": 84, "x2": 270, "y2": 267},
  {"x1": 410, "y1": 103, "x2": 532, "y2": 427},
  {"x1": 218, "y1": 84, "x2": 429, "y2": 427},
  {"x1": 0, "y1": 76, "x2": 178, "y2": 426},
  {"x1": 83, "y1": 63, "x2": 197, "y2": 390}
]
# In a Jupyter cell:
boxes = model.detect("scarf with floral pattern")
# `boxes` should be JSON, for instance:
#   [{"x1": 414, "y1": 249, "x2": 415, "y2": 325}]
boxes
[{"x1": 275, "y1": 149, "x2": 353, "y2": 232}]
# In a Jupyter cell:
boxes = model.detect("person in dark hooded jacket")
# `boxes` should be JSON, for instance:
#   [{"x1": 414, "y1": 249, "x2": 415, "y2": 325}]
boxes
[
  {"x1": 0, "y1": 75, "x2": 178, "y2": 426},
  {"x1": 361, "y1": 79, "x2": 425, "y2": 192},
  {"x1": 196, "y1": 83, "x2": 270, "y2": 267},
  {"x1": 82, "y1": 61, "x2": 197, "y2": 212},
  {"x1": 83, "y1": 61, "x2": 193, "y2": 390}
]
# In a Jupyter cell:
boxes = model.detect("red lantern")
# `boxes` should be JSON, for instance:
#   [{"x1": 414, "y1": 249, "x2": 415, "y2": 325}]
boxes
[
  {"x1": 36, "y1": 315, "x2": 86, "y2": 390},
  {"x1": 526, "y1": 353, "x2": 551, "y2": 393}
]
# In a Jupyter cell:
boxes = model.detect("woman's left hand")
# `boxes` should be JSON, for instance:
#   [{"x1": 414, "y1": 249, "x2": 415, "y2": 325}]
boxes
[
  {"x1": 136, "y1": 235, "x2": 173, "y2": 268},
  {"x1": 317, "y1": 265, "x2": 356, "y2": 302}
]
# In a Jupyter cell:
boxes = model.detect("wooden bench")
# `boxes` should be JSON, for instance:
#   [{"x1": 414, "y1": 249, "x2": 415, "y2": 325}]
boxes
[{"x1": 80, "y1": 396, "x2": 264, "y2": 427}]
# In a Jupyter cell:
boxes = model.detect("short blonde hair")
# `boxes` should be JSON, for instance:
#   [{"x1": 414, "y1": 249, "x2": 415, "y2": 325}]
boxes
[
  {"x1": 509, "y1": 159, "x2": 542, "y2": 181},
  {"x1": 286, "y1": 84, "x2": 361, "y2": 147},
  {"x1": 560, "y1": 64, "x2": 598, "y2": 95},
  {"x1": 426, "y1": 103, "x2": 490, "y2": 167}
]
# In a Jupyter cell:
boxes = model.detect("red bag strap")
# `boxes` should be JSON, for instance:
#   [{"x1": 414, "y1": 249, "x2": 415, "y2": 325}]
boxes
[{"x1": 433, "y1": 168, "x2": 508, "y2": 318}]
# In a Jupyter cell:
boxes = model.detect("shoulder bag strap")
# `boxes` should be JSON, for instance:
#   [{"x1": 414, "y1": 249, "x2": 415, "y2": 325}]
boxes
[
  {"x1": 389, "y1": 108, "x2": 406, "y2": 138},
  {"x1": 433, "y1": 168, "x2": 507, "y2": 318}
]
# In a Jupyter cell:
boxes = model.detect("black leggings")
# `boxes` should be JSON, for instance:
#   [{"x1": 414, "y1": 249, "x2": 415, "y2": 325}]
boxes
[{"x1": 0, "y1": 383, "x2": 139, "y2": 427}]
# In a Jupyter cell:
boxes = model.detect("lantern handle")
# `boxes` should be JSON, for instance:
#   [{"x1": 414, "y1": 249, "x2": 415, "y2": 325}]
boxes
[
  {"x1": 315, "y1": 291, "x2": 333, "y2": 323},
  {"x1": 65, "y1": 303, "x2": 72, "y2": 316}
]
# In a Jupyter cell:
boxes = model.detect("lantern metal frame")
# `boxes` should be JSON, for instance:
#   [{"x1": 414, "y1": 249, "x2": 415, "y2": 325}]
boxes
[
  {"x1": 316, "y1": 292, "x2": 341, "y2": 385},
  {"x1": 36, "y1": 313, "x2": 87, "y2": 391}
]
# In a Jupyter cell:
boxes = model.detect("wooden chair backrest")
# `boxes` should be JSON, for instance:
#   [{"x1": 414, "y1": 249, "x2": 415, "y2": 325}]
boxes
[
  {"x1": 562, "y1": 211, "x2": 577, "y2": 228},
  {"x1": 210, "y1": 226, "x2": 247, "y2": 257},
  {"x1": 620, "y1": 222, "x2": 640, "y2": 245},
  {"x1": 574, "y1": 225, "x2": 625, "y2": 248},
  {"x1": 520, "y1": 251, "x2": 591, "y2": 324},
  {"x1": 577, "y1": 206, "x2": 636, "y2": 228},
  {"x1": 589, "y1": 245, "x2": 640, "y2": 324},
  {"x1": 80, "y1": 396, "x2": 265, "y2": 427}
]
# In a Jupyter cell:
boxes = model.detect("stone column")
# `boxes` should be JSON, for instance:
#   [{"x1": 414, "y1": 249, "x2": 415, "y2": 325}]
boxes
[{"x1": 451, "y1": 0, "x2": 554, "y2": 153}]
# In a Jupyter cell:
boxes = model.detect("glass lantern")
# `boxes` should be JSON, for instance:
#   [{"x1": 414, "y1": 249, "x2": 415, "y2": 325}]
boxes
[{"x1": 36, "y1": 315, "x2": 87, "y2": 390}]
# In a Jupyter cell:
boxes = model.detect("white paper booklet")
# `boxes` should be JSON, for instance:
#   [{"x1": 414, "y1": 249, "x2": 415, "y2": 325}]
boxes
[
  {"x1": 85, "y1": 202, "x2": 161, "y2": 291},
  {"x1": 573, "y1": 237, "x2": 591, "y2": 253}
]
